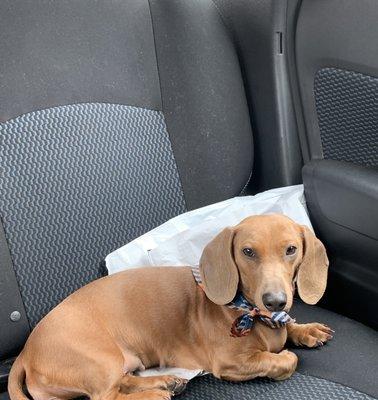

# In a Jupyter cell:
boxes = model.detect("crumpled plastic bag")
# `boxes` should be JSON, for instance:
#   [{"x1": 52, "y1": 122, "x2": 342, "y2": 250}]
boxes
[
  {"x1": 106, "y1": 185, "x2": 312, "y2": 273},
  {"x1": 105, "y1": 184, "x2": 312, "y2": 380}
]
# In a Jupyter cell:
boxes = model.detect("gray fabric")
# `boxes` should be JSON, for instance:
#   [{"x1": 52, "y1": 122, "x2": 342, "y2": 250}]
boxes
[
  {"x1": 149, "y1": 0, "x2": 253, "y2": 209},
  {"x1": 181, "y1": 373, "x2": 374, "y2": 400},
  {"x1": 0, "y1": 103, "x2": 186, "y2": 327},
  {"x1": 0, "y1": 0, "x2": 161, "y2": 122},
  {"x1": 0, "y1": 221, "x2": 30, "y2": 358},
  {"x1": 0, "y1": 0, "x2": 255, "y2": 210},
  {"x1": 302, "y1": 160, "x2": 378, "y2": 329},
  {"x1": 209, "y1": 0, "x2": 303, "y2": 193},
  {"x1": 0, "y1": 374, "x2": 374, "y2": 400},
  {"x1": 291, "y1": 300, "x2": 378, "y2": 398},
  {"x1": 315, "y1": 68, "x2": 378, "y2": 167},
  {"x1": 296, "y1": 0, "x2": 378, "y2": 161}
]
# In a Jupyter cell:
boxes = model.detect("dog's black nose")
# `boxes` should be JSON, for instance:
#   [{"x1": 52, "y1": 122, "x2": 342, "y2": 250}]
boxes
[{"x1": 262, "y1": 292, "x2": 287, "y2": 312}]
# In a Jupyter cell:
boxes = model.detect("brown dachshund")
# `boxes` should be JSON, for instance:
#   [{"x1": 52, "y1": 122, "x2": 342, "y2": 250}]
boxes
[{"x1": 8, "y1": 214, "x2": 332, "y2": 400}]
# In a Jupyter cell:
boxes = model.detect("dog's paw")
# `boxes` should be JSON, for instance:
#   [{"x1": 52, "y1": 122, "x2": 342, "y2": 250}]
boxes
[
  {"x1": 295, "y1": 323, "x2": 334, "y2": 348},
  {"x1": 161, "y1": 376, "x2": 188, "y2": 396},
  {"x1": 148, "y1": 389, "x2": 173, "y2": 400},
  {"x1": 271, "y1": 350, "x2": 298, "y2": 381}
]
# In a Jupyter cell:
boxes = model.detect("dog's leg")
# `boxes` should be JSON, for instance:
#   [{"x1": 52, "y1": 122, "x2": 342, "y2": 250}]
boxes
[
  {"x1": 120, "y1": 374, "x2": 187, "y2": 395},
  {"x1": 287, "y1": 322, "x2": 333, "y2": 347},
  {"x1": 214, "y1": 349, "x2": 298, "y2": 381}
]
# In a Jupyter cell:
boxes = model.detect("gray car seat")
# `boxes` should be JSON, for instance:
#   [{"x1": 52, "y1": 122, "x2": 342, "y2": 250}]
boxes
[{"x1": 0, "y1": 1, "x2": 377, "y2": 399}]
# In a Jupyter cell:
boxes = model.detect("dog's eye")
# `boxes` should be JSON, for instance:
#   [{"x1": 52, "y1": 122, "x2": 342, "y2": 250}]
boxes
[
  {"x1": 243, "y1": 248, "x2": 255, "y2": 258},
  {"x1": 286, "y1": 245, "x2": 297, "y2": 256}
]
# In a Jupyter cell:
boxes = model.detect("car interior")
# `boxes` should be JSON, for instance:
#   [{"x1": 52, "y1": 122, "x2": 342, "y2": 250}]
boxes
[{"x1": 0, "y1": 0, "x2": 377, "y2": 399}]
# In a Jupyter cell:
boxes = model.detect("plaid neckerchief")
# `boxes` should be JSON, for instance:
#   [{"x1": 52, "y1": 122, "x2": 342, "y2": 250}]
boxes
[{"x1": 191, "y1": 266, "x2": 295, "y2": 337}]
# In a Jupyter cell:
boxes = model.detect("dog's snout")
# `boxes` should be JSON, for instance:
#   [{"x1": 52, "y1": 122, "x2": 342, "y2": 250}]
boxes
[{"x1": 262, "y1": 292, "x2": 287, "y2": 312}]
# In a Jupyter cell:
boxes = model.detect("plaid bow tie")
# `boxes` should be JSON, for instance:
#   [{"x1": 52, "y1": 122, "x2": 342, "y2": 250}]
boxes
[{"x1": 191, "y1": 266, "x2": 295, "y2": 337}]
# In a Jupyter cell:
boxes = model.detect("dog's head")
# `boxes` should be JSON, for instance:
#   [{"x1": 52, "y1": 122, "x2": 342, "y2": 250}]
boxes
[{"x1": 199, "y1": 214, "x2": 329, "y2": 312}]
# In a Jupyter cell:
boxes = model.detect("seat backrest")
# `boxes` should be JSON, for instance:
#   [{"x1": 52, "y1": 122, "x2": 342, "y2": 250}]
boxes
[{"x1": 0, "y1": 0, "x2": 253, "y2": 358}]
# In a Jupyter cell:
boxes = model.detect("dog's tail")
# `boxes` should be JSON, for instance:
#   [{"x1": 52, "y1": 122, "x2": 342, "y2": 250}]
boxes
[{"x1": 8, "y1": 353, "x2": 29, "y2": 400}]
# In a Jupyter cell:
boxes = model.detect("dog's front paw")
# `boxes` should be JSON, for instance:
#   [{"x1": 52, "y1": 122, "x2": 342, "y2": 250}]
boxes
[
  {"x1": 294, "y1": 323, "x2": 334, "y2": 348},
  {"x1": 148, "y1": 389, "x2": 173, "y2": 400},
  {"x1": 271, "y1": 350, "x2": 298, "y2": 381}
]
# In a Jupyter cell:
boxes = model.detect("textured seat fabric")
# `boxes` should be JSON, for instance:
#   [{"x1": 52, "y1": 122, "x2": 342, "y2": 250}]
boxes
[
  {"x1": 1, "y1": 301, "x2": 377, "y2": 399},
  {"x1": 0, "y1": 0, "x2": 253, "y2": 211},
  {"x1": 0, "y1": 103, "x2": 186, "y2": 326},
  {"x1": 181, "y1": 373, "x2": 374, "y2": 400},
  {"x1": 0, "y1": 376, "x2": 372, "y2": 400},
  {"x1": 315, "y1": 68, "x2": 378, "y2": 167}
]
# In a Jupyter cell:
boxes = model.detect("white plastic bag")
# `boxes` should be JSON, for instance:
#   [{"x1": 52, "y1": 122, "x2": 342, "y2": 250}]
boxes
[
  {"x1": 105, "y1": 185, "x2": 311, "y2": 380},
  {"x1": 106, "y1": 185, "x2": 312, "y2": 274}
]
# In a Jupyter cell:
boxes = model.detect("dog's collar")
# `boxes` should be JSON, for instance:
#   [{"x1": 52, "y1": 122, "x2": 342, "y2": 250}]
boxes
[{"x1": 191, "y1": 266, "x2": 295, "y2": 337}]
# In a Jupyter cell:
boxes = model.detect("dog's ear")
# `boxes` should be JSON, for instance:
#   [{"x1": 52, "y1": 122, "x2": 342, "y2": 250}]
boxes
[
  {"x1": 199, "y1": 227, "x2": 239, "y2": 305},
  {"x1": 297, "y1": 226, "x2": 329, "y2": 305}
]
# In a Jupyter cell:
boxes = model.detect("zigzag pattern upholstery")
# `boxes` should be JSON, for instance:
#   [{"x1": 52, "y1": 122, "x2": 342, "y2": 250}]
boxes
[{"x1": 0, "y1": 103, "x2": 186, "y2": 326}]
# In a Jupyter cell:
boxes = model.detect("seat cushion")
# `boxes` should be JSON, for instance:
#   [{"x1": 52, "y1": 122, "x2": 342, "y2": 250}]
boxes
[
  {"x1": 1, "y1": 300, "x2": 377, "y2": 399},
  {"x1": 181, "y1": 372, "x2": 373, "y2": 400}
]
